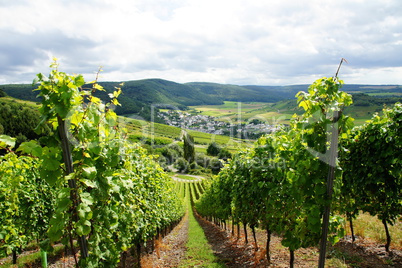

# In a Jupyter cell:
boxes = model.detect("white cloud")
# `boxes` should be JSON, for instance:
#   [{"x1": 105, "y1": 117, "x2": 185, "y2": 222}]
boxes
[{"x1": 0, "y1": 0, "x2": 401, "y2": 85}]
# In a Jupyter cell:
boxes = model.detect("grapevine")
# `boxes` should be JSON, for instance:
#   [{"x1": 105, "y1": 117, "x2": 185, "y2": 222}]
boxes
[
  {"x1": 29, "y1": 59, "x2": 183, "y2": 267},
  {"x1": 341, "y1": 102, "x2": 402, "y2": 252},
  {"x1": 0, "y1": 137, "x2": 54, "y2": 263},
  {"x1": 196, "y1": 76, "x2": 353, "y2": 267}
]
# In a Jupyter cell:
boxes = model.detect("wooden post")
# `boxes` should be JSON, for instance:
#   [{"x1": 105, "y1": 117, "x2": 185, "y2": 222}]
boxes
[
  {"x1": 318, "y1": 111, "x2": 340, "y2": 268},
  {"x1": 57, "y1": 116, "x2": 89, "y2": 261}
]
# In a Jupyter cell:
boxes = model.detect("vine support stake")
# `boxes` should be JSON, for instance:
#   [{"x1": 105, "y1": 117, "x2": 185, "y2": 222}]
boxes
[
  {"x1": 318, "y1": 110, "x2": 340, "y2": 268},
  {"x1": 40, "y1": 249, "x2": 47, "y2": 268},
  {"x1": 319, "y1": 59, "x2": 347, "y2": 267},
  {"x1": 57, "y1": 116, "x2": 89, "y2": 262},
  {"x1": 335, "y1": 58, "x2": 348, "y2": 78}
]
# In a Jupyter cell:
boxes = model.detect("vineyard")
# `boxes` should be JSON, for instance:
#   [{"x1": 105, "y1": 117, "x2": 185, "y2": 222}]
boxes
[
  {"x1": 0, "y1": 61, "x2": 184, "y2": 267},
  {"x1": 0, "y1": 61, "x2": 401, "y2": 267}
]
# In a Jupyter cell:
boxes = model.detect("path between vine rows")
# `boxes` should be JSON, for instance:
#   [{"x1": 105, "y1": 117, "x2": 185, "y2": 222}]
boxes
[
  {"x1": 144, "y1": 212, "x2": 402, "y2": 268},
  {"x1": 24, "y1": 210, "x2": 402, "y2": 267}
]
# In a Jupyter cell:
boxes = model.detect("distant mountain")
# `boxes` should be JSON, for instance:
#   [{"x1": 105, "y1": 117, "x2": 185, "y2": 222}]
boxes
[
  {"x1": 0, "y1": 79, "x2": 224, "y2": 120},
  {"x1": 116, "y1": 79, "x2": 223, "y2": 106},
  {"x1": 186, "y1": 83, "x2": 402, "y2": 102},
  {"x1": 94, "y1": 79, "x2": 224, "y2": 118},
  {"x1": 1, "y1": 79, "x2": 401, "y2": 121},
  {"x1": 185, "y1": 82, "x2": 288, "y2": 102},
  {"x1": 185, "y1": 82, "x2": 311, "y2": 102}
]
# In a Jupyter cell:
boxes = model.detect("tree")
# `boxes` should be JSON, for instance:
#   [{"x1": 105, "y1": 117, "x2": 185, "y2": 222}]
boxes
[
  {"x1": 209, "y1": 157, "x2": 223, "y2": 174},
  {"x1": 0, "y1": 88, "x2": 6, "y2": 97},
  {"x1": 218, "y1": 148, "x2": 232, "y2": 160},
  {"x1": 0, "y1": 101, "x2": 51, "y2": 145},
  {"x1": 183, "y1": 131, "x2": 195, "y2": 163},
  {"x1": 207, "y1": 142, "x2": 221, "y2": 156},
  {"x1": 174, "y1": 157, "x2": 189, "y2": 173}
]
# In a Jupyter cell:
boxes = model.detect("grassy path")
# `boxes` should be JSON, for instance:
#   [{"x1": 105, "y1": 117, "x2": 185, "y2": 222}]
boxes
[{"x1": 179, "y1": 183, "x2": 226, "y2": 268}]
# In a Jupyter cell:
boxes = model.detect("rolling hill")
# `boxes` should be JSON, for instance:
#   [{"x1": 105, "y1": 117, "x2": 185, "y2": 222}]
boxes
[{"x1": 1, "y1": 79, "x2": 401, "y2": 122}]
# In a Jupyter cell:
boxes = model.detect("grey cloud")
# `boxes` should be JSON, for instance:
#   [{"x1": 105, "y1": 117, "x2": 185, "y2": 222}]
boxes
[
  {"x1": 0, "y1": 29, "x2": 101, "y2": 79},
  {"x1": 1, "y1": 0, "x2": 401, "y2": 85},
  {"x1": 0, "y1": 31, "x2": 44, "y2": 75}
]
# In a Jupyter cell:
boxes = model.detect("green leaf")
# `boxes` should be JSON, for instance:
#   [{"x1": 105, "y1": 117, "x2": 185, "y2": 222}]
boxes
[
  {"x1": 40, "y1": 239, "x2": 54, "y2": 253},
  {"x1": 40, "y1": 168, "x2": 62, "y2": 186},
  {"x1": 57, "y1": 196, "x2": 72, "y2": 211},
  {"x1": 78, "y1": 205, "x2": 93, "y2": 220},
  {"x1": 42, "y1": 158, "x2": 60, "y2": 171},
  {"x1": 82, "y1": 166, "x2": 97, "y2": 179},
  {"x1": 74, "y1": 75, "x2": 85, "y2": 87},
  {"x1": 80, "y1": 192, "x2": 94, "y2": 206},
  {"x1": 17, "y1": 140, "x2": 43, "y2": 157},
  {"x1": 76, "y1": 220, "x2": 91, "y2": 236},
  {"x1": 48, "y1": 227, "x2": 63, "y2": 242},
  {"x1": 0, "y1": 135, "x2": 16, "y2": 149},
  {"x1": 81, "y1": 179, "x2": 97, "y2": 188}
]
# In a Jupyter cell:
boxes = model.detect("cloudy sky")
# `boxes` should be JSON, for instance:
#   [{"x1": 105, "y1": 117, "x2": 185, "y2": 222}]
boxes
[{"x1": 1, "y1": 0, "x2": 401, "y2": 85}]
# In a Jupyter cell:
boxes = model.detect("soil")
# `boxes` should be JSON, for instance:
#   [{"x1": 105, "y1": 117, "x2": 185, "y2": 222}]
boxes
[
  {"x1": 4, "y1": 213, "x2": 402, "y2": 267},
  {"x1": 143, "y1": 212, "x2": 402, "y2": 268},
  {"x1": 141, "y1": 213, "x2": 189, "y2": 267}
]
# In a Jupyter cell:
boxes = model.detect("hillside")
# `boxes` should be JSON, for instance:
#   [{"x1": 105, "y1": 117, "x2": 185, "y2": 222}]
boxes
[
  {"x1": 1, "y1": 79, "x2": 401, "y2": 122},
  {"x1": 186, "y1": 82, "x2": 309, "y2": 102},
  {"x1": 186, "y1": 83, "x2": 402, "y2": 103},
  {"x1": 185, "y1": 82, "x2": 284, "y2": 102},
  {"x1": 0, "y1": 79, "x2": 225, "y2": 121},
  {"x1": 0, "y1": 96, "x2": 50, "y2": 145}
]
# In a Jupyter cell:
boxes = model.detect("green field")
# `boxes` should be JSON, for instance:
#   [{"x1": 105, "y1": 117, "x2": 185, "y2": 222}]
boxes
[
  {"x1": 119, "y1": 115, "x2": 250, "y2": 152},
  {"x1": 3, "y1": 94, "x2": 399, "y2": 153},
  {"x1": 189, "y1": 101, "x2": 295, "y2": 125},
  {"x1": 189, "y1": 101, "x2": 270, "y2": 118},
  {"x1": 367, "y1": 92, "x2": 402, "y2": 96},
  {"x1": 189, "y1": 98, "x2": 400, "y2": 127},
  {"x1": 1, "y1": 96, "x2": 41, "y2": 108}
]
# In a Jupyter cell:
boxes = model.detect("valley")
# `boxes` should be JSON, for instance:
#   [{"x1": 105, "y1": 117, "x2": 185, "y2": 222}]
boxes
[{"x1": 1, "y1": 76, "x2": 402, "y2": 267}]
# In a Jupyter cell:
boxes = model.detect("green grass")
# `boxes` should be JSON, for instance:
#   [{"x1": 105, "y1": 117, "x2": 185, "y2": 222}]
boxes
[
  {"x1": 175, "y1": 174, "x2": 201, "y2": 180},
  {"x1": 189, "y1": 101, "x2": 281, "y2": 123},
  {"x1": 349, "y1": 213, "x2": 402, "y2": 249},
  {"x1": 0, "y1": 96, "x2": 41, "y2": 108},
  {"x1": 121, "y1": 115, "x2": 251, "y2": 153},
  {"x1": 179, "y1": 183, "x2": 226, "y2": 268},
  {"x1": 189, "y1": 99, "x2": 400, "y2": 128},
  {"x1": 366, "y1": 92, "x2": 402, "y2": 96},
  {"x1": 0, "y1": 244, "x2": 66, "y2": 268},
  {"x1": 190, "y1": 100, "x2": 300, "y2": 126},
  {"x1": 326, "y1": 247, "x2": 361, "y2": 268}
]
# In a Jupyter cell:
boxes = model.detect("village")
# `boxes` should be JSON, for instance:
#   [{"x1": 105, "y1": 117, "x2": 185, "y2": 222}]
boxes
[{"x1": 158, "y1": 110, "x2": 280, "y2": 139}]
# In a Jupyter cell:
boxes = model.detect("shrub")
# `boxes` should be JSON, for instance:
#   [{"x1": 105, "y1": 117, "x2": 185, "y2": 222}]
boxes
[
  {"x1": 207, "y1": 142, "x2": 221, "y2": 156},
  {"x1": 195, "y1": 153, "x2": 211, "y2": 168},
  {"x1": 218, "y1": 148, "x2": 232, "y2": 160},
  {"x1": 174, "y1": 157, "x2": 189, "y2": 173},
  {"x1": 209, "y1": 157, "x2": 223, "y2": 174}
]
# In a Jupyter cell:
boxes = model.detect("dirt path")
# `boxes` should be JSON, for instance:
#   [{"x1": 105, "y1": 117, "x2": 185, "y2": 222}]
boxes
[
  {"x1": 6, "y1": 209, "x2": 402, "y2": 267},
  {"x1": 171, "y1": 174, "x2": 205, "y2": 183},
  {"x1": 193, "y1": 215, "x2": 313, "y2": 267},
  {"x1": 142, "y1": 213, "x2": 189, "y2": 267},
  {"x1": 191, "y1": 215, "x2": 402, "y2": 268}
]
